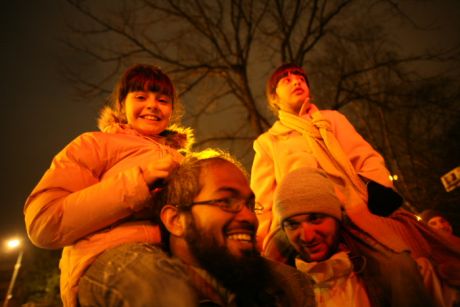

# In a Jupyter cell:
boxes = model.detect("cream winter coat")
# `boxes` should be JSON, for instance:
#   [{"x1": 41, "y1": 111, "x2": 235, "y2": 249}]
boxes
[{"x1": 251, "y1": 106, "x2": 411, "y2": 257}]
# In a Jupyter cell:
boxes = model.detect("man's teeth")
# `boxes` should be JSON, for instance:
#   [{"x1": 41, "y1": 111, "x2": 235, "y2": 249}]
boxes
[
  {"x1": 301, "y1": 242, "x2": 319, "y2": 249},
  {"x1": 227, "y1": 234, "x2": 252, "y2": 241}
]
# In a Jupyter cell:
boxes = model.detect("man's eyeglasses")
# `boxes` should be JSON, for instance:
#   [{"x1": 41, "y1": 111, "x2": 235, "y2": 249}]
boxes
[{"x1": 178, "y1": 196, "x2": 263, "y2": 214}]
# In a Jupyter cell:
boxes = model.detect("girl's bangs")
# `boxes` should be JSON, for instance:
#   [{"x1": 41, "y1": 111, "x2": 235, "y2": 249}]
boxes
[
  {"x1": 271, "y1": 68, "x2": 307, "y2": 92},
  {"x1": 127, "y1": 76, "x2": 174, "y2": 99}
]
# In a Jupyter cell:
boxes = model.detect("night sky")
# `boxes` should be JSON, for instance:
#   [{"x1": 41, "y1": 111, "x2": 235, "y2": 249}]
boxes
[
  {"x1": 0, "y1": 1, "x2": 98, "y2": 243},
  {"x1": 1, "y1": 1, "x2": 459, "y2": 246}
]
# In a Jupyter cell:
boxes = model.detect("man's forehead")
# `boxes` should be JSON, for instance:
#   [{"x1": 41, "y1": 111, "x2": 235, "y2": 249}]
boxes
[
  {"x1": 429, "y1": 216, "x2": 446, "y2": 222},
  {"x1": 198, "y1": 160, "x2": 251, "y2": 194}
]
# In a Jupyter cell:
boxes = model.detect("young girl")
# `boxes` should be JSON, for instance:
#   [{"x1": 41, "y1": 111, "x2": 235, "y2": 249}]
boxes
[
  {"x1": 24, "y1": 64, "x2": 194, "y2": 306},
  {"x1": 251, "y1": 63, "x2": 460, "y2": 274}
]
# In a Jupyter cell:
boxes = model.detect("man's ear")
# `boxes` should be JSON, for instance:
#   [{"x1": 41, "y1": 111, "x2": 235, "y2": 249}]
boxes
[
  {"x1": 273, "y1": 94, "x2": 280, "y2": 106},
  {"x1": 160, "y1": 204, "x2": 186, "y2": 237}
]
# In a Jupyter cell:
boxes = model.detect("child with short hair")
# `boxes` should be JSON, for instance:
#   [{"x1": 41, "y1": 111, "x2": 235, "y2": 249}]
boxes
[
  {"x1": 251, "y1": 63, "x2": 406, "y2": 257},
  {"x1": 251, "y1": 64, "x2": 460, "y2": 301}
]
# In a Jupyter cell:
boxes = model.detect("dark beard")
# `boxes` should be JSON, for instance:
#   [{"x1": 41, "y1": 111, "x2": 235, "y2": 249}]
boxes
[{"x1": 185, "y1": 216, "x2": 276, "y2": 306}]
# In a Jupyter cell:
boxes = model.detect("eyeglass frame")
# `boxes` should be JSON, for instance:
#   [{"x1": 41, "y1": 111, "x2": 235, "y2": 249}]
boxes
[{"x1": 175, "y1": 196, "x2": 264, "y2": 214}]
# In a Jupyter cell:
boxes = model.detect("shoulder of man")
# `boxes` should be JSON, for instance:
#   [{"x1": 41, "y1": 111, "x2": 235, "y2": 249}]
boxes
[{"x1": 262, "y1": 258, "x2": 316, "y2": 307}]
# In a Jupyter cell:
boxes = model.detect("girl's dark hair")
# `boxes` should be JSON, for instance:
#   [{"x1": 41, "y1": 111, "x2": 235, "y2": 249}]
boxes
[
  {"x1": 107, "y1": 64, "x2": 183, "y2": 124},
  {"x1": 114, "y1": 64, "x2": 176, "y2": 111}
]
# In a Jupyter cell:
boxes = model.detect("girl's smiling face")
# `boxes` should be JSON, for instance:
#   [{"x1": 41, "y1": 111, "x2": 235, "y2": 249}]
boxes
[{"x1": 125, "y1": 91, "x2": 173, "y2": 136}]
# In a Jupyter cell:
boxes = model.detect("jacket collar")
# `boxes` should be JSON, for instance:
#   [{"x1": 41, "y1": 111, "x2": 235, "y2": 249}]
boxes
[
  {"x1": 267, "y1": 120, "x2": 294, "y2": 136},
  {"x1": 97, "y1": 106, "x2": 194, "y2": 152},
  {"x1": 268, "y1": 103, "x2": 321, "y2": 136}
]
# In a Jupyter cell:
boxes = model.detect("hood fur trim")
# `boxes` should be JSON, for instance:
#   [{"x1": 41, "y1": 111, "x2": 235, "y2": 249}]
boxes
[{"x1": 97, "y1": 106, "x2": 194, "y2": 152}]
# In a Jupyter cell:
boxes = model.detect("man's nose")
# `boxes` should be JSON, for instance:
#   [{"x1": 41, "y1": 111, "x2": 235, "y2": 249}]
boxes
[
  {"x1": 236, "y1": 206, "x2": 259, "y2": 226},
  {"x1": 300, "y1": 223, "x2": 315, "y2": 242}
]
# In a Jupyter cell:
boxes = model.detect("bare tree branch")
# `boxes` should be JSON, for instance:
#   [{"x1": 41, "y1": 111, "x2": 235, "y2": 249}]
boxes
[{"x1": 61, "y1": 0, "x2": 460, "y2": 218}]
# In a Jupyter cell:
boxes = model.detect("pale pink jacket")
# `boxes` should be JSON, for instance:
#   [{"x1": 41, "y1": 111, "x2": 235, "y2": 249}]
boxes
[
  {"x1": 24, "y1": 109, "x2": 193, "y2": 306},
  {"x1": 250, "y1": 108, "x2": 406, "y2": 254}
]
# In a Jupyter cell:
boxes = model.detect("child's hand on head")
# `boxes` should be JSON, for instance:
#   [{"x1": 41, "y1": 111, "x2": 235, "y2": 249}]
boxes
[
  {"x1": 298, "y1": 98, "x2": 311, "y2": 117},
  {"x1": 141, "y1": 156, "x2": 179, "y2": 190}
]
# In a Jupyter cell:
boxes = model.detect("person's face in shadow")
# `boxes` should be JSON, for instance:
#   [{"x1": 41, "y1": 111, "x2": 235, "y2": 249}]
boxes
[
  {"x1": 283, "y1": 213, "x2": 340, "y2": 262},
  {"x1": 428, "y1": 216, "x2": 453, "y2": 235}
]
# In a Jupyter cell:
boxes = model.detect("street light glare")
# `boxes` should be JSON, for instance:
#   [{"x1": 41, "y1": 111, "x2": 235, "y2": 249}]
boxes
[
  {"x1": 6, "y1": 238, "x2": 21, "y2": 250},
  {"x1": 3, "y1": 238, "x2": 24, "y2": 307}
]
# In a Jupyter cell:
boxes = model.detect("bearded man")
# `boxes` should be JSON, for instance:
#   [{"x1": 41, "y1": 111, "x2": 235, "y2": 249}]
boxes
[{"x1": 157, "y1": 149, "x2": 315, "y2": 306}]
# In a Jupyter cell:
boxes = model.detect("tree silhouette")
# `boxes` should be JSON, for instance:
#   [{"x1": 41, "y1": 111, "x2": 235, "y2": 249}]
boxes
[{"x1": 60, "y1": 0, "x2": 460, "y2": 224}]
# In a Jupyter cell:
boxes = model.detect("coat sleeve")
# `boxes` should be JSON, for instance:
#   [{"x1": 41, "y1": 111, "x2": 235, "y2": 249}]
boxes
[
  {"x1": 329, "y1": 111, "x2": 393, "y2": 188},
  {"x1": 24, "y1": 133, "x2": 152, "y2": 249},
  {"x1": 251, "y1": 136, "x2": 277, "y2": 248}
]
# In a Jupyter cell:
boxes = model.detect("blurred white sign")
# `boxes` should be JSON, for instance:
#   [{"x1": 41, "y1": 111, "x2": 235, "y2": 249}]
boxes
[{"x1": 441, "y1": 166, "x2": 460, "y2": 192}]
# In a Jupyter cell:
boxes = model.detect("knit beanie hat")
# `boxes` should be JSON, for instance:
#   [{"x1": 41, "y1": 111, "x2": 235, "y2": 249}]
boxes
[{"x1": 274, "y1": 167, "x2": 343, "y2": 223}]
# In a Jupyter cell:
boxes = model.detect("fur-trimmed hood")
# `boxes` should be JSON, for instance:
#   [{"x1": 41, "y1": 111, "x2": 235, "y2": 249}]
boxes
[{"x1": 97, "y1": 106, "x2": 194, "y2": 152}]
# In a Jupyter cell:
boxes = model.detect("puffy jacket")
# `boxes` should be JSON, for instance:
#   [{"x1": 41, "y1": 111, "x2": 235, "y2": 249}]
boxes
[{"x1": 24, "y1": 107, "x2": 194, "y2": 306}]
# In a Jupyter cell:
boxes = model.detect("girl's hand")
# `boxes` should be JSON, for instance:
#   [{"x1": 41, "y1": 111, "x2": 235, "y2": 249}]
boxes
[
  {"x1": 140, "y1": 156, "x2": 179, "y2": 190},
  {"x1": 298, "y1": 98, "x2": 311, "y2": 116}
]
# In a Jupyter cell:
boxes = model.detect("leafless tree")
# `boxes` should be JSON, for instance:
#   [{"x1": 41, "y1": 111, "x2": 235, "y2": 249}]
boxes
[{"x1": 60, "y1": 0, "x2": 460, "y2": 224}]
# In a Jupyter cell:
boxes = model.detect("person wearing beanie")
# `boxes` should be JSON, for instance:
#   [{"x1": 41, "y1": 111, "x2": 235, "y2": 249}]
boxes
[
  {"x1": 275, "y1": 167, "x2": 443, "y2": 307},
  {"x1": 419, "y1": 210, "x2": 460, "y2": 306},
  {"x1": 274, "y1": 168, "x2": 343, "y2": 263},
  {"x1": 420, "y1": 209, "x2": 454, "y2": 235},
  {"x1": 157, "y1": 150, "x2": 316, "y2": 307},
  {"x1": 251, "y1": 63, "x2": 406, "y2": 261},
  {"x1": 250, "y1": 64, "x2": 460, "y2": 295}
]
